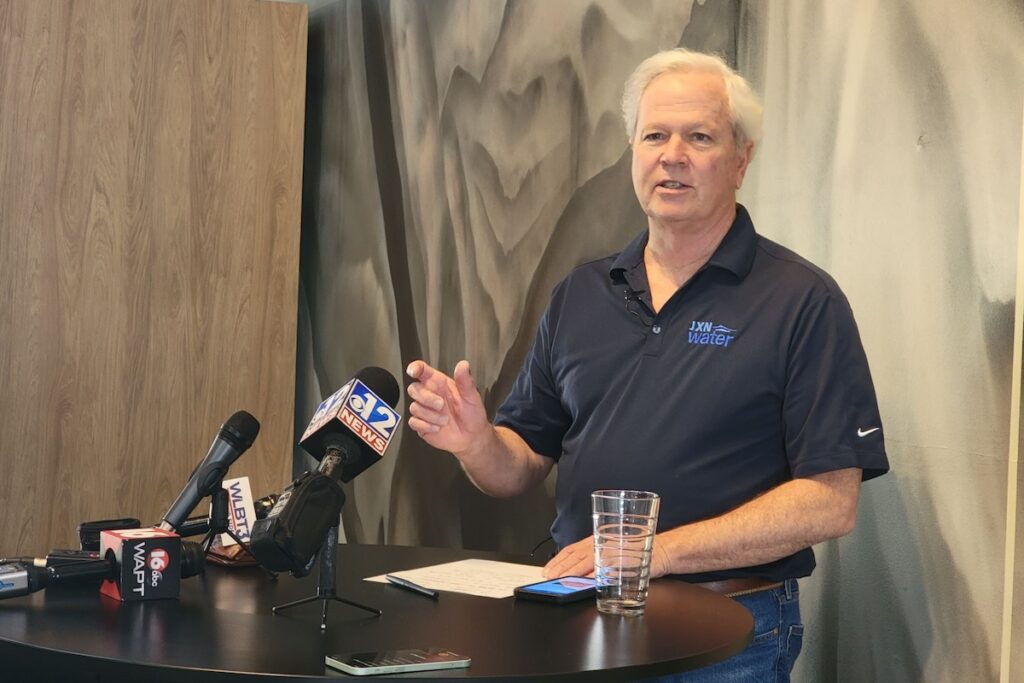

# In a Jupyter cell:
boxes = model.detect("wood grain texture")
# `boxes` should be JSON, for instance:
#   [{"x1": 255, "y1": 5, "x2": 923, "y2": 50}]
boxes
[{"x1": 0, "y1": 0, "x2": 307, "y2": 555}]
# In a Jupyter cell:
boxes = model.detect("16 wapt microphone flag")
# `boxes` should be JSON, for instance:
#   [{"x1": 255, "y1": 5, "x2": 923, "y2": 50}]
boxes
[{"x1": 301, "y1": 379, "x2": 401, "y2": 456}]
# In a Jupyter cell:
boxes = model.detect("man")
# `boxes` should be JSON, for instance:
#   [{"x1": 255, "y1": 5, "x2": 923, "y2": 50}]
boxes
[{"x1": 406, "y1": 48, "x2": 888, "y2": 681}]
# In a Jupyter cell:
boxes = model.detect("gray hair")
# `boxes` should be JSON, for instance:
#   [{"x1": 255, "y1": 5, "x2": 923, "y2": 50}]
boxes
[{"x1": 621, "y1": 48, "x2": 763, "y2": 149}]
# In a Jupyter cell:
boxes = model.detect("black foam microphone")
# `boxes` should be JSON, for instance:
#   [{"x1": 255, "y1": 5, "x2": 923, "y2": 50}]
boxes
[
  {"x1": 249, "y1": 367, "x2": 401, "y2": 574},
  {"x1": 159, "y1": 411, "x2": 260, "y2": 532}
]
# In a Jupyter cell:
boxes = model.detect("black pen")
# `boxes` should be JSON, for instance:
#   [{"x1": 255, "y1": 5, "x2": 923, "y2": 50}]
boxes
[{"x1": 385, "y1": 574, "x2": 439, "y2": 599}]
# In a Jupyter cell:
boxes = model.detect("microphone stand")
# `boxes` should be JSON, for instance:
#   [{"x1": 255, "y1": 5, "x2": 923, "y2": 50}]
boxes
[
  {"x1": 271, "y1": 525, "x2": 380, "y2": 630},
  {"x1": 200, "y1": 485, "x2": 276, "y2": 580}
]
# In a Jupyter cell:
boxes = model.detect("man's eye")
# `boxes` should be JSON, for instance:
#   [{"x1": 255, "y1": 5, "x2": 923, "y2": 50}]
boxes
[
  {"x1": 691, "y1": 132, "x2": 712, "y2": 143},
  {"x1": 643, "y1": 132, "x2": 666, "y2": 142}
]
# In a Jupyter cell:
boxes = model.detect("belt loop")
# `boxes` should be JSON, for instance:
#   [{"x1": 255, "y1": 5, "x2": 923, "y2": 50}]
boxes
[{"x1": 785, "y1": 578, "x2": 796, "y2": 599}]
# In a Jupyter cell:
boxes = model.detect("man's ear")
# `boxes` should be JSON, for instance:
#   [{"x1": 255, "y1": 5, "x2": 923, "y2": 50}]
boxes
[{"x1": 735, "y1": 140, "x2": 755, "y2": 189}]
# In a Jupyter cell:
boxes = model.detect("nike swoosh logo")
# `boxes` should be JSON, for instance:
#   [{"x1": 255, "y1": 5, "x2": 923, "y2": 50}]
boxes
[{"x1": 857, "y1": 427, "x2": 881, "y2": 437}]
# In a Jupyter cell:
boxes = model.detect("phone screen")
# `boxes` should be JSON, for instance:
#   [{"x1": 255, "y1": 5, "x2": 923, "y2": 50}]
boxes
[
  {"x1": 514, "y1": 576, "x2": 597, "y2": 603},
  {"x1": 521, "y1": 577, "x2": 596, "y2": 595}
]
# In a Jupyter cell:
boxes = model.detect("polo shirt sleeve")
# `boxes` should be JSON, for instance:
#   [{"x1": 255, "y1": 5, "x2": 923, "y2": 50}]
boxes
[
  {"x1": 782, "y1": 284, "x2": 889, "y2": 481},
  {"x1": 494, "y1": 290, "x2": 571, "y2": 461}
]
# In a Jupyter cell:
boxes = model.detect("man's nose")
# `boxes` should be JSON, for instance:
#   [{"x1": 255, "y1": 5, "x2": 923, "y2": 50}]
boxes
[{"x1": 659, "y1": 136, "x2": 688, "y2": 165}]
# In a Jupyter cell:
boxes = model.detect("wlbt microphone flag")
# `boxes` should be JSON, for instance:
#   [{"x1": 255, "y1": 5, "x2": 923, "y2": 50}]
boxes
[
  {"x1": 216, "y1": 476, "x2": 258, "y2": 548},
  {"x1": 159, "y1": 411, "x2": 260, "y2": 531},
  {"x1": 250, "y1": 367, "x2": 400, "y2": 573}
]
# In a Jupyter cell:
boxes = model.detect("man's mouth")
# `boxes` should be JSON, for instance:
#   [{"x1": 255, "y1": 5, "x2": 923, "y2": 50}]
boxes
[{"x1": 656, "y1": 180, "x2": 688, "y2": 190}]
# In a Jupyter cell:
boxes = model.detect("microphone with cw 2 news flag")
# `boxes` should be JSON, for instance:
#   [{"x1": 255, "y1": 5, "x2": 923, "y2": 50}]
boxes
[{"x1": 249, "y1": 366, "x2": 401, "y2": 577}]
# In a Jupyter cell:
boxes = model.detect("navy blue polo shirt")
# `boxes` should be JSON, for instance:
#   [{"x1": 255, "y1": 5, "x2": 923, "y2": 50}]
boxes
[{"x1": 495, "y1": 204, "x2": 889, "y2": 583}]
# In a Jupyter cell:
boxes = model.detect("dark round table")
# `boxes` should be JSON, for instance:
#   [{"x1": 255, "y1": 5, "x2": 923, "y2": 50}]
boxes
[{"x1": 0, "y1": 544, "x2": 753, "y2": 681}]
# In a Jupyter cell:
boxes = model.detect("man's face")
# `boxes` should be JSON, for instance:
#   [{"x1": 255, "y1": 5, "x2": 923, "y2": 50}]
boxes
[{"x1": 630, "y1": 70, "x2": 753, "y2": 232}]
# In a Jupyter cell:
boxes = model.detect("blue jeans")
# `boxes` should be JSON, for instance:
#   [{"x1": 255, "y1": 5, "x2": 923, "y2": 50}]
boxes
[{"x1": 649, "y1": 579, "x2": 803, "y2": 683}]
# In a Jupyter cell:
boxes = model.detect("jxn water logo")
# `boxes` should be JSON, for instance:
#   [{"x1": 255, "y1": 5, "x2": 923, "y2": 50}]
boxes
[{"x1": 687, "y1": 320, "x2": 738, "y2": 348}]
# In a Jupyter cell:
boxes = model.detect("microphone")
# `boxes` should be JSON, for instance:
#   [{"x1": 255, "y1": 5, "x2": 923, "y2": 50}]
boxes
[
  {"x1": 249, "y1": 367, "x2": 401, "y2": 574},
  {"x1": 299, "y1": 366, "x2": 401, "y2": 480},
  {"x1": 622, "y1": 287, "x2": 654, "y2": 327},
  {"x1": 0, "y1": 542, "x2": 205, "y2": 601},
  {"x1": 611, "y1": 270, "x2": 654, "y2": 327},
  {"x1": 159, "y1": 411, "x2": 261, "y2": 532}
]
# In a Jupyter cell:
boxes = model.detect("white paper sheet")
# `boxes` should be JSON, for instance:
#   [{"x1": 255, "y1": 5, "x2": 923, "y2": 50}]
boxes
[{"x1": 365, "y1": 559, "x2": 545, "y2": 599}]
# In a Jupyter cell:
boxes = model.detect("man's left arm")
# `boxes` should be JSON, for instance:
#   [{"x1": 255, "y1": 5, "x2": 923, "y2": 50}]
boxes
[{"x1": 543, "y1": 467, "x2": 861, "y2": 579}]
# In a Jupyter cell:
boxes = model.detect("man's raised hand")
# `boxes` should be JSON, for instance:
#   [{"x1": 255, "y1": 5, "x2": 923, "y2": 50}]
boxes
[{"x1": 406, "y1": 359, "x2": 491, "y2": 456}]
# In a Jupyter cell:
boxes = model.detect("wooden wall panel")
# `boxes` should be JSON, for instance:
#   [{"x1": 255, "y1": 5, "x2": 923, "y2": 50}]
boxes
[{"x1": 0, "y1": 0, "x2": 307, "y2": 555}]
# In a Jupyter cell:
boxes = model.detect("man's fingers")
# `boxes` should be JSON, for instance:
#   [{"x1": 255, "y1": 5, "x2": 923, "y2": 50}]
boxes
[
  {"x1": 406, "y1": 381, "x2": 446, "y2": 412},
  {"x1": 542, "y1": 538, "x2": 594, "y2": 578},
  {"x1": 452, "y1": 360, "x2": 479, "y2": 402},
  {"x1": 406, "y1": 360, "x2": 427, "y2": 379},
  {"x1": 408, "y1": 359, "x2": 470, "y2": 409},
  {"x1": 407, "y1": 360, "x2": 449, "y2": 387},
  {"x1": 408, "y1": 400, "x2": 449, "y2": 426},
  {"x1": 543, "y1": 554, "x2": 593, "y2": 579},
  {"x1": 407, "y1": 415, "x2": 440, "y2": 435},
  {"x1": 542, "y1": 553, "x2": 566, "y2": 578}
]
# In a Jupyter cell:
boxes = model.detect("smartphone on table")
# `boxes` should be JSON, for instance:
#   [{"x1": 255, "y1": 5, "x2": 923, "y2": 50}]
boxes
[
  {"x1": 325, "y1": 648, "x2": 471, "y2": 676},
  {"x1": 513, "y1": 576, "x2": 597, "y2": 604}
]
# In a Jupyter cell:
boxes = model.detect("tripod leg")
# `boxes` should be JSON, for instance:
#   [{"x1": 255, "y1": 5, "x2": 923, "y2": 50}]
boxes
[
  {"x1": 200, "y1": 531, "x2": 215, "y2": 555},
  {"x1": 330, "y1": 595, "x2": 382, "y2": 616},
  {"x1": 273, "y1": 594, "x2": 322, "y2": 614},
  {"x1": 270, "y1": 526, "x2": 382, "y2": 625},
  {"x1": 223, "y1": 528, "x2": 256, "y2": 559}
]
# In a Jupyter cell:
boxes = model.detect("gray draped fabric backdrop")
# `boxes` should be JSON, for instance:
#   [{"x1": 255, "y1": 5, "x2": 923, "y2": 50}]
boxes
[{"x1": 290, "y1": 0, "x2": 1024, "y2": 680}]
